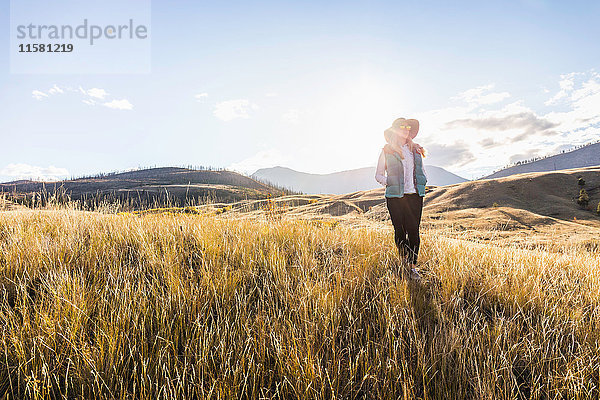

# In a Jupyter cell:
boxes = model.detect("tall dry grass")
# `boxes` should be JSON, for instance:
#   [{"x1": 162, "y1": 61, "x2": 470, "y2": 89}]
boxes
[{"x1": 0, "y1": 208, "x2": 599, "y2": 399}]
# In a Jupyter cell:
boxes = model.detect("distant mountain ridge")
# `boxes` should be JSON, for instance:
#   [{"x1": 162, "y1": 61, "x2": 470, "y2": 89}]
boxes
[
  {"x1": 251, "y1": 165, "x2": 467, "y2": 195},
  {"x1": 484, "y1": 142, "x2": 600, "y2": 179}
]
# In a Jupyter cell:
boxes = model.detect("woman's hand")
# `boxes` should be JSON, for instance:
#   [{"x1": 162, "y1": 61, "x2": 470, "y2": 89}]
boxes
[{"x1": 413, "y1": 142, "x2": 426, "y2": 157}]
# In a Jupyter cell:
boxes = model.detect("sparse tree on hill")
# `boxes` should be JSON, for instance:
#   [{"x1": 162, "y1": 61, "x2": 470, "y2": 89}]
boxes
[
  {"x1": 578, "y1": 177, "x2": 585, "y2": 186},
  {"x1": 577, "y1": 188, "x2": 589, "y2": 207}
]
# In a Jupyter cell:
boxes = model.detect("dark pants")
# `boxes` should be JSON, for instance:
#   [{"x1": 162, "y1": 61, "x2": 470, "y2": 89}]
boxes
[{"x1": 386, "y1": 194, "x2": 423, "y2": 265}]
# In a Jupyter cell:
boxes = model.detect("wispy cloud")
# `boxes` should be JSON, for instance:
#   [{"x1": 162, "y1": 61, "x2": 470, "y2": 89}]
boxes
[
  {"x1": 479, "y1": 137, "x2": 499, "y2": 148},
  {"x1": 32, "y1": 84, "x2": 133, "y2": 111},
  {"x1": 32, "y1": 90, "x2": 48, "y2": 100},
  {"x1": 194, "y1": 93, "x2": 209, "y2": 101},
  {"x1": 543, "y1": 70, "x2": 600, "y2": 132},
  {"x1": 48, "y1": 84, "x2": 64, "y2": 95},
  {"x1": 102, "y1": 99, "x2": 134, "y2": 110},
  {"x1": 544, "y1": 72, "x2": 581, "y2": 105},
  {"x1": 79, "y1": 87, "x2": 109, "y2": 99},
  {"x1": 414, "y1": 71, "x2": 600, "y2": 176},
  {"x1": 451, "y1": 83, "x2": 510, "y2": 106},
  {"x1": 0, "y1": 163, "x2": 69, "y2": 182},
  {"x1": 214, "y1": 99, "x2": 259, "y2": 121},
  {"x1": 281, "y1": 108, "x2": 301, "y2": 124},
  {"x1": 32, "y1": 84, "x2": 63, "y2": 100},
  {"x1": 227, "y1": 148, "x2": 288, "y2": 175},
  {"x1": 444, "y1": 112, "x2": 559, "y2": 142},
  {"x1": 422, "y1": 142, "x2": 475, "y2": 168}
]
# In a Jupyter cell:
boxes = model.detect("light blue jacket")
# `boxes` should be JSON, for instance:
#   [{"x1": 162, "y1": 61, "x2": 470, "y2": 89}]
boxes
[{"x1": 375, "y1": 144, "x2": 427, "y2": 197}]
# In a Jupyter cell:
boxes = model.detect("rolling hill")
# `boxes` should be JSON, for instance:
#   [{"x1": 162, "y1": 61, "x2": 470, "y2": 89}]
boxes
[
  {"x1": 484, "y1": 142, "x2": 600, "y2": 179},
  {"x1": 4, "y1": 164, "x2": 599, "y2": 249},
  {"x1": 251, "y1": 165, "x2": 467, "y2": 195},
  {"x1": 215, "y1": 166, "x2": 600, "y2": 223},
  {"x1": 203, "y1": 166, "x2": 600, "y2": 248},
  {"x1": 0, "y1": 167, "x2": 289, "y2": 209}
]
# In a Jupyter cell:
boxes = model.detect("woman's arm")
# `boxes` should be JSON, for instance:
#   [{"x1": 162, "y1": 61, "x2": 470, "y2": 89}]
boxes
[
  {"x1": 413, "y1": 142, "x2": 425, "y2": 157},
  {"x1": 412, "y1": 141, "x2": 428, "y2": 181},
  {"x1": 375, "y1": 149, "x2": 387, "y2": 186}
]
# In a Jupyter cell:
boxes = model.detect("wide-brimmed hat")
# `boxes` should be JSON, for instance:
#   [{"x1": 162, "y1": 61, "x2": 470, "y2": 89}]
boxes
[{"x1": 384, "y1": 118, "x2": 419, "y2": 143}]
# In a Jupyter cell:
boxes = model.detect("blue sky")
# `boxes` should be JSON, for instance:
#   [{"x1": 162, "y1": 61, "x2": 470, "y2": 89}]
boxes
[{"x1": 1, "y1": 0, "x2": 599, "y2": 182}]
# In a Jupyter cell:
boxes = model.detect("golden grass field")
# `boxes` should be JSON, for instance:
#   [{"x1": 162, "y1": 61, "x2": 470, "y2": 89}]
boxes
[{"x1": 1, "y1": 202, "x2": 600, "y2": 399}]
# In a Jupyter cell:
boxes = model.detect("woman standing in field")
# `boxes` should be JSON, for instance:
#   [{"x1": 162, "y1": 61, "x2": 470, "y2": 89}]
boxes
[{"x1": 375, "y1": 118, "x2": 428, "y2": 280}]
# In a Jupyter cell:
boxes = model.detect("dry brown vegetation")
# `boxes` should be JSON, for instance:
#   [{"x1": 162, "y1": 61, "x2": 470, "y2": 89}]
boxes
[{"x1": 1, "y1": 202, "x2": 599, "y2": 399}]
